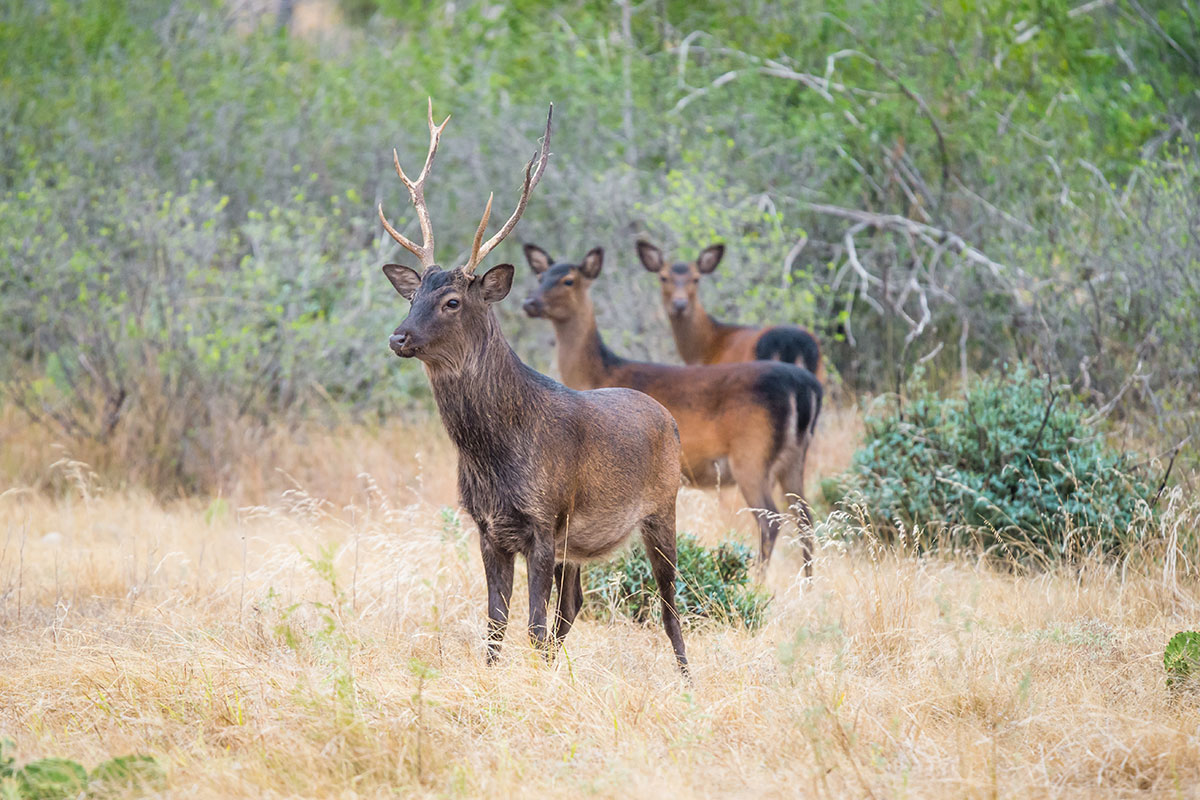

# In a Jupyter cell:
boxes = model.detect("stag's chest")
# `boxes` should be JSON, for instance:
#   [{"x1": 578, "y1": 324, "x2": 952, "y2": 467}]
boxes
[{"x1": 456, "y1": 451, "x2": 552, "y2": 550}]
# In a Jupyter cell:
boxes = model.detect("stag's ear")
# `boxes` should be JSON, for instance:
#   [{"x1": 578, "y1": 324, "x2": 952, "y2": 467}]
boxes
[
  {"x1": 697, "y1": 243, "x2": 725, "y2": 274},
  {"x1": 524, "y1": 244, "x2": 553, "y2": 274},
  {"x1": 383, "y1": 264, "x2": 422, "y2": 300},
  {"x1": 636, "y1": 240, "x2": 664, "y2": 272},
  {"x1": 480, "y1": 264, "x2": 515, "y2": 303},
  {"x1": 580, "y1": 247, "x2": 604, "y2": 280}
]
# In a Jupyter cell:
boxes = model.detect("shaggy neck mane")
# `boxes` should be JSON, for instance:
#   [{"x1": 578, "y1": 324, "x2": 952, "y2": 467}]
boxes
[{"x1": 426, "y1": 311, "x2": 549, "y2": 455}]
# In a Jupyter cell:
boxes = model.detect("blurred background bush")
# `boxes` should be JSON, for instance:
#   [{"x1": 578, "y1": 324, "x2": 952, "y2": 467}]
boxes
[{"x1": 2, "y1": 0, "x2": 1197, "y2": 494}]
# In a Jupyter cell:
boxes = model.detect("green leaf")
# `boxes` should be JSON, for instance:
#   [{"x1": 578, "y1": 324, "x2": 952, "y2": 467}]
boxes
[
  {"x1": 1165, "y1": 631, "x2": 1200, "y2": 687},
  {"x1": 13, "y1": 758, "x2": 87, "y2": 800},
  {"x1": 89, "y1": 754, "x2": 166, "y2": 797}
]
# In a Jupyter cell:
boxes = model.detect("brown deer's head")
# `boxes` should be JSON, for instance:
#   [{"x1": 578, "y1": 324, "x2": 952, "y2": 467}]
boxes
[
  {"x1": 636, "y1": 240, "x2": 725, "y2": 318},
  {"x1": 521, "y1": 245, "x2": 603, "y2": 322},
  {"x1": 379, "y1": 100, "x2": 552, "y2": 371}
]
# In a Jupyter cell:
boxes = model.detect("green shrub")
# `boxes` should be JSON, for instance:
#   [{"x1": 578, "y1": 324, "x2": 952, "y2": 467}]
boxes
[
  {"x1": 0, "y1": 741, "x2": 164, "y2": 800},
  {"x1": 843, "y1": 364, "x2": 1155, "y2": 560},
  {"x1": 1165, "y1": 632, "x2": 1200, "y2": 689},
  {"x1": 584, "y1": 532, "x2": 769, "y2": 630}
]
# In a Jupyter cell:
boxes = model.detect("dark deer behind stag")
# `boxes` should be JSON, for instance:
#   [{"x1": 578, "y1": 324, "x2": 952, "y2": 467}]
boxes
[
  {"x1": 378, "y1": 102, "x2": 687, "y2": 673},
  {"x1": 522, "y1": 245, "x2": 822, "y2": 574}
]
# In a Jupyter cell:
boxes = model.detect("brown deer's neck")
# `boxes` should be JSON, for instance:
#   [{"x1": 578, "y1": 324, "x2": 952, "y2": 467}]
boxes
[
  {"x1": 669, "y1": 296, "x2": 724, "y2": 364},
  {"x1": 549, "y1": 300, "x2": 623, "y2": 390}
]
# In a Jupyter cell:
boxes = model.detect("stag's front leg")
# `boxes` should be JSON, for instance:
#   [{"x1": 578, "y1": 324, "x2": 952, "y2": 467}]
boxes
[
  {"x1": 480, "y1": 534, "x2": 515, "y2": 665},
  {"x1": 525, "y1": 535, "x2": 556, "y2": 657}
]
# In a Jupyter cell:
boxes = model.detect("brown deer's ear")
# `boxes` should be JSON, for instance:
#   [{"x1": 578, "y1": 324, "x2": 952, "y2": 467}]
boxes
[
  {"x1": 697, "y1": 243, "x2": 725, "y2": 274},
  {"x1": 383, "y1": 264, "x2": 421, "y2": 300},
  {"x1": 524, "y1": 244, "x2": 553, "y2": 274},
  {"x1": 480, "y1": 264, "x2": 515, "y2": 303},
  {"x1": 580, "y1": 247, "x2": 604, "y2": 280},
  {"x1": 636, "y1": 240, "x2": 664, "y2": 272}
]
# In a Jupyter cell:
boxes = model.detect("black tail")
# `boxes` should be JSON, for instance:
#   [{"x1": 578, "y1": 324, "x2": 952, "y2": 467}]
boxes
[
  {"x1": 755, "y1": 325, "x2": 821, "y2": 375},
  {"x1": 753, "y1": 364, "x2": 824, "y2": 461},
  {"x1": 806, "y1": 377, "x2": 822, "y2": 437}
]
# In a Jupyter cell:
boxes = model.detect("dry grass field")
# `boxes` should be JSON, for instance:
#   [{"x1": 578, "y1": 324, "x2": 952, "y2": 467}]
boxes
[{"x1": 3, "y1": 405, "x2": 1200, "y2": 798}]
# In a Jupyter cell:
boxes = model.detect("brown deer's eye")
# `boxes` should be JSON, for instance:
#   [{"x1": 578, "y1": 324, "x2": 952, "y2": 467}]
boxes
[
  {"x1": 444, "y1": 298, "x2": 460, "y2": 310},
  {"x1": 563, "y1": 278, "x2": 574, "y2": 286}
]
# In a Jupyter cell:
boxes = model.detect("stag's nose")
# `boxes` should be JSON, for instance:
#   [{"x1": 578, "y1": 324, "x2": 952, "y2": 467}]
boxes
[
  {"x1": 389, "y1": 332, "x2": 411, "y2": 355},
  {"x1": 671, "y1": 298, "x2": 689, "y2": 314},
  {"x1": 522, "y1": 297, "x2": 543, "y2": 317}
]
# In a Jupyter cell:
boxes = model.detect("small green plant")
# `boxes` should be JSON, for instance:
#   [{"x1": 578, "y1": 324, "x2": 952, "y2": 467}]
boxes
[
  {"x1": 1164, "y1": 632, "x2": 1200, "y2": 688},
  {"x1": 584, "y1": 532, "x2": 769, "y2": 629},
  {"x1": 0, "y1": 741, "x2": 164, "y2": 800},
  {"x1": 843, "y1": 364, "x2": 1155, "y2": 561},
  {"x1": 269, "y1": 544, "x2": 361, "y2": 722}
]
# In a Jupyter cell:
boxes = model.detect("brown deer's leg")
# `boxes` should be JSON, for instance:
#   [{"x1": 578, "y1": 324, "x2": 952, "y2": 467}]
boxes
[
  {"x1": 730, "y1": 449, "x2": 783, "y2": 567},
  {"x1": 641, "y1": 510, "x2": 689, "y2": 675},
  {"x1": 779, "y1": 445, "x2": 816, "y2": 578},
  {"x1": 480, "y1": 535, "x2": 515, "y2": 665},
  {"x1": 552, "y1": 562, "x2": 582, "y2": 646},
  {"x1": 526, "y1": 537, "x2": 556, "y2": 656}
]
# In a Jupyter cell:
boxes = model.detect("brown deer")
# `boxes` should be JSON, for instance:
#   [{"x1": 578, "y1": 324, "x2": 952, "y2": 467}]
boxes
[
  {"x1": 379, "y1": 102, "x2": 687, "y2": 672},
  {"x1": 522, "y1": 244, "x2": 822, "y2": 574},
  {"x1": 636, "y1": 241, "x2": 822, "y2": 377}
]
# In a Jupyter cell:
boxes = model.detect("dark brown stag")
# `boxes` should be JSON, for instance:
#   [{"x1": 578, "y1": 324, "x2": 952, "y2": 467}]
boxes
[
  {"x1": 637, "y1": 241, "x2": 823, "y2": 377},
  {"x1": 379, "y1": 102, "x2": 687, "y2": 671},
  {"x1": 522, "y1": 245, "x2": 822, "y2": 574}
]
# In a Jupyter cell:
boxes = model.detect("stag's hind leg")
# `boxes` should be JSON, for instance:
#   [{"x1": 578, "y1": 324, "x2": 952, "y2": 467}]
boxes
[
  {"x1": 552, "y1": 561, "x2": 583, "y2": 647},
  {"x1": 641, "y1": 510, "x2": 688, "y2": 674}
]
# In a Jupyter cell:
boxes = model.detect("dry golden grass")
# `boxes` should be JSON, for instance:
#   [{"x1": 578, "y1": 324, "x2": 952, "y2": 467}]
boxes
[{"x1": 2, "y1": 404, "x2": 1200, "y2": 798}]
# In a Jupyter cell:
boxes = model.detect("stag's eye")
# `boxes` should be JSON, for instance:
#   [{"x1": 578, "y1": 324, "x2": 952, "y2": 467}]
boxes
[
  {"x1": 444, "y1": 298, "x2": 460, "y2": 310},
  {"x1": 563, "y1": 278, "x2": 574, "y2": 287}
]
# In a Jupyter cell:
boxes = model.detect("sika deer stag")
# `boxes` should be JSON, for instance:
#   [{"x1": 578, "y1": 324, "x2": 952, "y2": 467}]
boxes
[{"x1": 379, "y1": 102, "x2": 687, "y2": 672}]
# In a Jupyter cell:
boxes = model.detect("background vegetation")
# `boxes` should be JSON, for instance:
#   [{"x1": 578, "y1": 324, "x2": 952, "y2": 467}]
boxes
[{"x1": 2, "y1": 0, "x2": 1198, "y2": 494}]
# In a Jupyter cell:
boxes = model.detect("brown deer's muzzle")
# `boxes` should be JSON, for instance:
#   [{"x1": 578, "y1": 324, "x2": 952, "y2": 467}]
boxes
[{"x1": 522, "y1": 296, "x2": 545, "y2": 318}]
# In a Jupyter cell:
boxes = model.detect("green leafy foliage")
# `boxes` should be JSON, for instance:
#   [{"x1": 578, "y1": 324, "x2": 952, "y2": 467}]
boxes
[
  {"x1": 584, "y1": 532, "x2": 769, "y2": 629},
  {"x1": 844, "y1": 365, "x2": 1155, "y2": 559},
  {"x1": 1165, "y1": 632, "x2": 1200, "y2": 688},
  {"x1": 0, "y1": 744, "x2": 164, "y2": 800},
  {"x1": 88, "y1": 755, "x2": 166, "y2": 798},
  {"x1": 10, "y1": 759, "x2": 87, "y2": 800}
]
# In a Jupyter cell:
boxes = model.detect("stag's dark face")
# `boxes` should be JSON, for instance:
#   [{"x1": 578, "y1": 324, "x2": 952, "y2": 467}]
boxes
[
  {"x1": 637, "y1": 241, "x2": 725, "y2": 318},
  {"x1": 521, "y1": 245, "x2": 602, "y2": 323},
  {"x1": 383, "y1": 263, "x2": 514, "y2": 369}
]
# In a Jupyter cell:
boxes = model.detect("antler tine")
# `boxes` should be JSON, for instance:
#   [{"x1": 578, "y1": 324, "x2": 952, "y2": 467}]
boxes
[
  {"x1": 379, "y1": 98, "x2": 451, "y2": 269},
  {"x1": 469, "y1": 193, "x2": 494, "y2": 272},
  {"x1": 464, "y1": 103, "x2": 554, "y2": 275}
]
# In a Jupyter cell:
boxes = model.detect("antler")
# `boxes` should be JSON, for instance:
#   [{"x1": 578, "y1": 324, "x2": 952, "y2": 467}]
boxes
[
  {"x1": 463, "y1": 104, "x2": 554, "y2": 276},
  {"x1": 378, "y1": 98, "x2": 451, "y2": 269}
]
